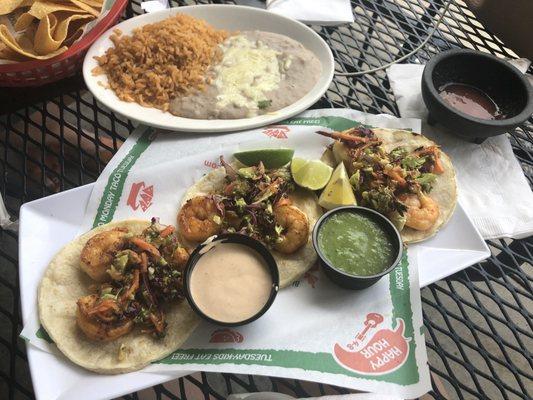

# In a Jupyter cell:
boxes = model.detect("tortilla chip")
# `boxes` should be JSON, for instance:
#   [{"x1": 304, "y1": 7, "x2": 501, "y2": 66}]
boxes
[
  {"x1": 0, "y1": 40, "x2": 27, "y2": 61},
  {"x1": 53, "y1": 13, "x2": 93, "y2": 43},
  {"x1": 14, "y1": 12, "x2": 35, "y2": 31},
  {"x1": 49, "y1": 13, "x2": 58, "y2": 31},
  {"x1": 180, "y1": 167, "x2": 322, "y2": 288},
  {"x1": 62, "y1": 0, "x2": 100, "y2": 17},
  {"x1": 39, "y1": 220, "x2": 200, "y2": 374},
  {"x1": 18, "y1": 25, "x2": 37, "y2": 50},
  {"x1": 0, "y1": 24, "x2": 26, "y2": 47},
  {"x1": 0, "y1": 24, "x2": 67, "y2": 59},
  {"x1": 0, "y1": 0, "x2": 33, "y2": 16},
  {"x1": 75, "y1": 0, "x2": 103, "y2": 11},
  {"x1": 34, "y1": 14, "x2": 64, "y2": 55},
  {"x1": 1, "y1": 1, "x2": 98, "y2": 61},
  {"x1": 59, "y1": 12, "x2": 94, "y2": 45},
  {"x1": 28, "y1": 1, "x2": 89, "y2": 19},
  {"x1": 63, "y1": 25, "x2": 83, "y2": 46}
]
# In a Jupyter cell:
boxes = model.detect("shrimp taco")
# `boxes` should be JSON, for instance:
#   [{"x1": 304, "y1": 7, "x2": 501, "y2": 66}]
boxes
[
  {"x1": 38, "y1": 219, "x2": 199, "y2": 374},
  {"x1": 177, "y1": 157, "x2": 322, "y2": 288},
  {"x1": 318, "y1": 127, "x2": 457, "y2": 243}
]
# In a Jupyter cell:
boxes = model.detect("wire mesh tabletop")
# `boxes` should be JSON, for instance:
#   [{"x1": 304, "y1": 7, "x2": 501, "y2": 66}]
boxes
[{"x1": 0, "y1": 0, "x2": 532, "y2": 399}]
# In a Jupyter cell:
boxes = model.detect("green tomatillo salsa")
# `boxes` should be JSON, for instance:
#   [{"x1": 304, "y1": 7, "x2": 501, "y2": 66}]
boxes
[{"x1": 317, "y1": 211, "x2": 396, "y2": 276}]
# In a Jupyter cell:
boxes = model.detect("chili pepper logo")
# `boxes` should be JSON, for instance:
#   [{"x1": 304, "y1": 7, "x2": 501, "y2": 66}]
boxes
[
  {"x1": 209, "y1": 328, "x2": 244, "y2": 343},
  {"x1": 127, "y1": 181, "x2": 153, "y2": 212},
  {"x1": 262, "y1": 125, "x2": 289, "y2": 139},
  {"x1": 333, "y1": 313, "x2": 411, "y2": 375}
]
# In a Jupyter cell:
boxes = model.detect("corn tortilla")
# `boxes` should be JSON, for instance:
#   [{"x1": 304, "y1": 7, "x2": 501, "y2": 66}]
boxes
[
  {"x1": 323, "y1": 127, "x2": 457, "y2": 244},
  {"x1": 38, "y1": 220, "x2": 200, "y2": 374},
  {"x1": 179, "y1": 167, "x2": 322, "y2": 288}
]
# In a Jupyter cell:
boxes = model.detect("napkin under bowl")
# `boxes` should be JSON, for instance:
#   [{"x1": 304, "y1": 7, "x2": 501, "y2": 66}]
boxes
[{"x1": 421, "y1": 49, "x2": 533, "y2": 142}]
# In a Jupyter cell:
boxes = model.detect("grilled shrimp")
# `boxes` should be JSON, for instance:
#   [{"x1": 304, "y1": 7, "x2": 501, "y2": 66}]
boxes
[
  {"x1": 172, "y1": 246, "x2": 189, "y2": 269},
  {"x1": 384, "y1": 165, "x2": 407, "y2": 187},
  {"x1": 177, "y1": 196, "x2": 222, "y2": 242},
  {"x1": 273, "y1": 205, "x2": 309, "y2": 254},
  {"x1": 413, "y1": 145, "x2": 445, "y2": 174},
  {"x1": 399, "y1": 193, "x2": 439, "y2": 231},
  {"x1": 76, "y1": 294, "x2": 133, "y2": 342},
  {"x1": 80, "y1": 228, "x2": 129, "y2": 282}
]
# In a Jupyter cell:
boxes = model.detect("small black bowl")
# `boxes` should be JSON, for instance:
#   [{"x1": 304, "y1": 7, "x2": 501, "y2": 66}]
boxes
[
  {"x1": 421, "y1": 49, "x2": 533, "y2": 143},
  {"x1": 183, "y1": 233, "x2": 279, "y2": 327},
  {"x1": 312, "y1": 206, "x2": 403, "y2": 290}
]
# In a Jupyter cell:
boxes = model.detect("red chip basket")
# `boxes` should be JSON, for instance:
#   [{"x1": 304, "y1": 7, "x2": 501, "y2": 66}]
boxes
[{"x1": 0, "y1": 0, "x2": 128, "y2": 87}]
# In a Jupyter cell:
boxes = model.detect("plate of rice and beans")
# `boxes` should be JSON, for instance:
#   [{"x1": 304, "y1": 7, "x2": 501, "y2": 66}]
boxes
[{"x1": 83, "y1": 5, "x2": 334, "y2": 132}]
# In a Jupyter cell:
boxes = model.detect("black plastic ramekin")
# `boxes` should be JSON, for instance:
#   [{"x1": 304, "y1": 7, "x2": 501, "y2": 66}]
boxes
[
  {"x1": 312, "y1": 206, "x2": 403, "y2": 290},
  {"x1": 422, "y1": 49, "x2": 533, "y2": 143},
  {"x1": 183, "y1": 233, "x2": 279, "y2": 326}
]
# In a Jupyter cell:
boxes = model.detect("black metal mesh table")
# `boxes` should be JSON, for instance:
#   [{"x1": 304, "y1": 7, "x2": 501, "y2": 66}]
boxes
[{"x1": 1, "y1": 1, "x2": 531, "y2": 399}]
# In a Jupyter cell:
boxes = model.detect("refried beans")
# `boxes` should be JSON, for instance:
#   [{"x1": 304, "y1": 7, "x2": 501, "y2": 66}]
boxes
[{"x1": 169, "y1": 31, "x2": 322, "y2": 119}]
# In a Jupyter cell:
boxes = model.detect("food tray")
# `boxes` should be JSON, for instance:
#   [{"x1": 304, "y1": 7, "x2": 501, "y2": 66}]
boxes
[{"x1": 19, "y1": 183, "x2": 489, "y2": 400}]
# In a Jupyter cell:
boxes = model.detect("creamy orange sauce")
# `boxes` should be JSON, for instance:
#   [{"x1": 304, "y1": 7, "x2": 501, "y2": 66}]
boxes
[{"x1": 189, "y1": 242, "x2": 272, "y2": 323}]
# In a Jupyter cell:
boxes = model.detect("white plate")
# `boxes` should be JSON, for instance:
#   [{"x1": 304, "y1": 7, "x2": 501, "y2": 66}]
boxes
[
  {"x1": 19, "y1": 185, "x2": 489, "y2": 400},
  {"x1": 83, "y1": 5, "x2": 334, "y2": 133}
]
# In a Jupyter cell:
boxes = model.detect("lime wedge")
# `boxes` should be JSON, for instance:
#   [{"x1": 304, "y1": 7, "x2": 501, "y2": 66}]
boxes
[
  {"x1": 292, "y1": 159, "x2": 333, "y2": 191},
  {"x1": 290, "y1": 157, "x2": 308, "y2": 175},
  {"x1": 234, "y1": 148, "x2": 294, "y2": 169},
  {"x1": 318, "y1": 162, "x2": 357, "y2": 210}
]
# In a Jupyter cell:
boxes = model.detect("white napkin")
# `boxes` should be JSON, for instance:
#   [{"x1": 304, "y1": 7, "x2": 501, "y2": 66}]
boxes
[
  {"x1": 141, "y1": 0, "x2": 169, "y2": 13},
  {"x1": 387, "y1": 63, "x2": 533, "y2": 240},
  {"x1": 267, "y1": 0, "x2": 354, "y2": 25},
  {"x1": 0, "y1": 194, "x2": 16, "y2": 231}
]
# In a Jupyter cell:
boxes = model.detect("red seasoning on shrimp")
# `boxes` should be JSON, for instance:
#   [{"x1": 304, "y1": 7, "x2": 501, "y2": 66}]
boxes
[
  {"x1": 177, "y1": 158, "x2": 309, "y2": 254},
  {"x1": 176, "y1": 154, "x2": 323, "y2": 288},
  {"x1": 317, "y1": 126, "x2": 457, "y2": 243}
]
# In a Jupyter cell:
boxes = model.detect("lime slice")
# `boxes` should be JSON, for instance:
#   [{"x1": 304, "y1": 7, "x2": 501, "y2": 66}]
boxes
[
  {"x1": 234, "y1": 148, "x2": 295, "y2": 169},
  {"x1": 290, "y1": 157, "x2": 308, "y2": 175},
  {"x1": 292, "y1": 159, "x2": 333, "y2": 191},
  {"x1": 318, "y1": 162, "x2": 357, "y2": 210}
]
